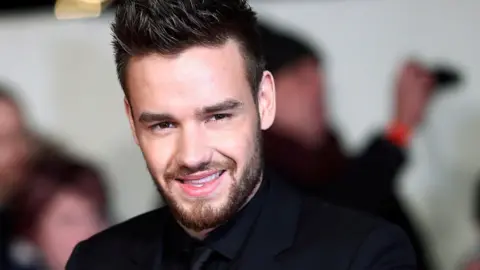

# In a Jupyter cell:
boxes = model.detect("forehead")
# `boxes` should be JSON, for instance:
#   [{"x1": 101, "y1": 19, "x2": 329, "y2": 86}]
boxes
[{"x1": 126, "y1": 39, "x2": 252, "y2": 115}]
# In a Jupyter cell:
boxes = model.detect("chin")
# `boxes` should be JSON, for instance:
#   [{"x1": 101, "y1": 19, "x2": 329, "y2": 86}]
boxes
[
  {"x1": 170, "y1": 178, "x2": 234, "y2": 215},
  {"x1": 169, "y1": 193, "x2": 234, "y2": 232},
  {"x1": 185, "y1": 196, "x2": 229, "y2": 214}
]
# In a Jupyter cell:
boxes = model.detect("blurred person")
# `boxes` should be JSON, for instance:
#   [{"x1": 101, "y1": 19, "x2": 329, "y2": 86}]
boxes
[
  {"x1": 0, "y1": 85, "x2": 37, "y2": 270},
  {"x1": 259, "y1": 22, "x2": 434, "y2": 269},
  {"x1": 0, "y1": 84, "x2": 62, "y2": 270},
  {"x1": 0, "y1": 85, "x2": 60, "y2": 198},
  {"x1": 259, "y1": 22, "x2": 434, "y2": 208},
  {"x1": 66, "y1": 1, "x2": 416, "y2": 269},
  {"x1": 0, "y1": 86, "x2": 31, "y2": 202},
  {"x1": 7, "y1": 152, "x2": 109, "y2": 270}
]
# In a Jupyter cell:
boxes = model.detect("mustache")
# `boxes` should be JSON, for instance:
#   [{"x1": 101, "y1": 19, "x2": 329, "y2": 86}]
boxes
[{"x1": 164, "y1": 160, "x2": 235, "y2": 180}]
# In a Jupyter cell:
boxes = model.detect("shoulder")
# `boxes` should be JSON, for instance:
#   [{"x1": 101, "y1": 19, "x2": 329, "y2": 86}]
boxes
[
  {"x1": 85, "y1": 207, "x2": 168, "y2": 246},
  {"x1": 299, "y1": 196, "x2": 389, "y2": 233},
  {"x1": 66, "y1": 207, "x2": 168, "y2": 268},
  {"x1": 295, "y1": 197, "x2": 416, "y2": 269}
]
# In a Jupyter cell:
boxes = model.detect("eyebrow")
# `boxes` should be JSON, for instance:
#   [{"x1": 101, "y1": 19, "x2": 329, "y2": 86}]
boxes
[
  {"x1": 138, "y1": 99, "x2": 244, "y2": 123},
  {"x1": 138, "y1": 112, "x2": 173, "y2": 124},
  {"x1": 198, "y1": 99, "x2": 244, "y2": 116}
]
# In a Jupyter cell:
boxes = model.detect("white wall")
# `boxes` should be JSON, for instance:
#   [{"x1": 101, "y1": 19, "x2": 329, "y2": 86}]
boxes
[{"x1": 0, "y1": 0, "x2": 479, "y2": 269}]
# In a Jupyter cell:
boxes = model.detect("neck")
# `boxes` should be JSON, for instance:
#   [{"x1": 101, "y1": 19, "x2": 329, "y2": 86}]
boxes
[
  {"x1": 181, "y1": 174, "x2": 264, "y2": 240},
  {"x1": 184, "y1": 227, "x2": 213, "y2": 240}
]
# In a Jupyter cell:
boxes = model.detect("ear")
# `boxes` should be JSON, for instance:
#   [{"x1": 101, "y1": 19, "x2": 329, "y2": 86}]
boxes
[
  {"x1": 124, "y1": 97, "x2": 139, "y2": 145},
  {"x1": 257, "y1": 71, "x2": 276, "y2": 130}
]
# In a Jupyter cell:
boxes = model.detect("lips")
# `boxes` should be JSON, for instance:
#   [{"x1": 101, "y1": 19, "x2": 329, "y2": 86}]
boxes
[
  {"x1": 177, "y1": 170, "x2": 226, "y2": 197},
  {"x1": 180, "y1": 171, "x2": 223, "y2": 186}
]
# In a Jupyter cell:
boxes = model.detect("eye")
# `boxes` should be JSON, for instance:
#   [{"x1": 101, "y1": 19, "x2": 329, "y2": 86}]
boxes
[
  {"x1": 208, "y1": 113, "x2": 231, "y2": 122},
  {"x1": 150, "y1": 122, "x2": 176, "y2": 131}
]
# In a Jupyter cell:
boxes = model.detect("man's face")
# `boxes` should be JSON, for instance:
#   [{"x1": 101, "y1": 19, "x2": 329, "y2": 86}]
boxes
[{"x1": 125, "y1": 39, "x2": 275, "y2": 232}]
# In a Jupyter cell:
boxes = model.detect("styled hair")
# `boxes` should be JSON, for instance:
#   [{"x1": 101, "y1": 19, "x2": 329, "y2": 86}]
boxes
[
  {"x1": 111, "y1": 0, "x2": 265, "y2": 99},
  {"x1": 8, "y1": 151, "x2": 109, "y2": 240}
]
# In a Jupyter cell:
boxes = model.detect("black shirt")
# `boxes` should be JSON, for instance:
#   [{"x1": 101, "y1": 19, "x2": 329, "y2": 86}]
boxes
[{"x1": 159, "y1": 178, "x2": 269, "y2": 270}]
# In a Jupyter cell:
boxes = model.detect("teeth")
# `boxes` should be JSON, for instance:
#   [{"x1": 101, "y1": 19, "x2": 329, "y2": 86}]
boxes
[{"x1": 187, "y1": 171, "x2": 221, "y2": 186}]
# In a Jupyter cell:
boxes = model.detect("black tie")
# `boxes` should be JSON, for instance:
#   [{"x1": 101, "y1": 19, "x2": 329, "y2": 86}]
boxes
[{"x1": 190, "y1": 246, "x2": 213, "y2": 270}]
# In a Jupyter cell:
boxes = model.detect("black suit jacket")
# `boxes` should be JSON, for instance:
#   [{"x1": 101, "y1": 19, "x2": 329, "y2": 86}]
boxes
[{"x1": 66, "y1": 176, "x2": 416, "y2": 270}]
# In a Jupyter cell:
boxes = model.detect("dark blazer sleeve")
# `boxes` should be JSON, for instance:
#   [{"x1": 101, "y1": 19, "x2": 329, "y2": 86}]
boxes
[
  {"x1": 348, "y1": 223, "x2": 416, "y2": 270},
  {"x1": 66, "y1": 242, "x2": 88, "y2": 270},
  {"x1": 320, "y1": 134, "x2": 406, "y2": 213}
]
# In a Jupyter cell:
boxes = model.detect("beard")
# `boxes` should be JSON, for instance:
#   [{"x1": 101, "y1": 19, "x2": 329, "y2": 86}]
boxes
[{"x1": 148, "y1": 126, "x2": 263, "y2": 232}]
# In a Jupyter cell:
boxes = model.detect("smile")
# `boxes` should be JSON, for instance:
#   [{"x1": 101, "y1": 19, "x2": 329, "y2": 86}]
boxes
[
  {"x1": 182, "y1": 171, "x2": 223, "y2": 186},
  {"x1": 177, "y1": 170, "x2": 226, "y2": 197}
]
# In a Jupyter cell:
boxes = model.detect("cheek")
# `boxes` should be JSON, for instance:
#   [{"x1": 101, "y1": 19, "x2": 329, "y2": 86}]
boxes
[
  {"x1": 138, "y1": 135, "x2": 175, "y2": 179},
  {"x1": 208, "y1": 119, "x2": 256, "y2": 169}
]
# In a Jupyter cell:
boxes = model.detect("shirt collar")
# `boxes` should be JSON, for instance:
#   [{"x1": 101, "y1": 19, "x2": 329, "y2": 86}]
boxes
[
  {"x1": 165, "y1": 176, "x2": 269, "y2": 260},
  {"x1": 206, "y1": 177, "x2": 269, "y2": 259}
]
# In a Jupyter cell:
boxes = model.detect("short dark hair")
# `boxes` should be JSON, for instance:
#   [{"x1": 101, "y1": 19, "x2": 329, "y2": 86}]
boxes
[{"x1": 111, "y1": 0, "x2": 265, "y2": 99}]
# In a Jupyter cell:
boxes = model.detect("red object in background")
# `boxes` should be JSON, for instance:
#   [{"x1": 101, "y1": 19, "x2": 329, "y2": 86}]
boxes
[{"x1": 386, "y1": 122, "x2": 412, "y2": 147}]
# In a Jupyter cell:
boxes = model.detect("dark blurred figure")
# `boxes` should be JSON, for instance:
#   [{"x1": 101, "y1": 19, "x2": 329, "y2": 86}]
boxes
[
  {"x1": 0, "y1": 85, "x2": 36, "y2": 270},
  {"x1": 0, "y1": 84, "x2": 75, "y2": 270},
  {"x1": 259, "y1": 22, "x2": 434, "y2": 269},
  {"x1": 0, "y1": 85, "x2": 31, "y2": 203},
  {"x1": 7, "y1": 152, "x2": 109, "y2": 270}
]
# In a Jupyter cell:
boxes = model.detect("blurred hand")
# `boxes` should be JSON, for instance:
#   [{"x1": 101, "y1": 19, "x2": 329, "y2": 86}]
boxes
[{"x1": 393, "y1": 60, "x2": 435, "y2": 128}]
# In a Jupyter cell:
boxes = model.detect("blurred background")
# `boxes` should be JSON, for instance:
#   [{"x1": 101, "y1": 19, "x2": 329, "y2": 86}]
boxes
[{"x1": 0, "y1": 0, "x2": 479, "y2": 269}]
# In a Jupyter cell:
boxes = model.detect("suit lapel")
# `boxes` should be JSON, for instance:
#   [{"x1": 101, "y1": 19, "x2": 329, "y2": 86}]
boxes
[
  {"x1": 123, "y1": 208, "x2": 169, "y2": 270},
  {"x1": 121, "y1": 173, "x2": 302, "y2": 270},
  {"x1": 235, "y1": 172, "x2": 302, "y2": 270}
]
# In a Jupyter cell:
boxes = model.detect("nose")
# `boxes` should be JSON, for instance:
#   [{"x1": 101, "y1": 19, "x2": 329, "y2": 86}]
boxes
[{"x1": 175, "y1": 125, "x2": 212, "y2": 169}]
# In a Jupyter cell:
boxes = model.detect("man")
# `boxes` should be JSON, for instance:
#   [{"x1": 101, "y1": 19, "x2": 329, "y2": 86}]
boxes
[
  {"x1": 66, "y1": 0, "x2": 416, "y2": 269},
  {"x1": 258, "y1": 23, "x2": 433, "y2": 269}
]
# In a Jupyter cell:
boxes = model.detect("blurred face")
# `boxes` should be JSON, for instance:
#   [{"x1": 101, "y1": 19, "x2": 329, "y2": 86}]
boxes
[
  {"x1": 35, "y1": 191, "x2": 104, "y2": 270},
  {"x1": 0, "y1": 99, "x2": 29, "y2": 197},
  {"x1": 272, "y1": 57, "x2": 326, "y2": 147},
  {"x1": 125, "y1": 39, "x2": 275, "y2": 232}
]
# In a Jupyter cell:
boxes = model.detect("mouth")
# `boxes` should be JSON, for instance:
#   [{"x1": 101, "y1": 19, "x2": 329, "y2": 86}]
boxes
[{"x1": 176, "y1": 170, "x2": 226, "y2": 197}]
